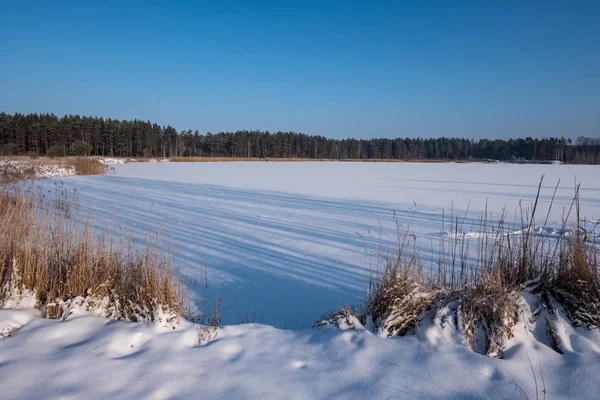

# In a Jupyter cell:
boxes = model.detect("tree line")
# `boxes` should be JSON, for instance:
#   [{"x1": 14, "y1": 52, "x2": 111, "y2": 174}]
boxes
[{"x1": 1, "y1": 112, "x2": 599, "y2": 163}]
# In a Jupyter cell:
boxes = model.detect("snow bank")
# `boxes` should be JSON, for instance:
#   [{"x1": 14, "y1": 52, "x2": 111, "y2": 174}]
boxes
[
  {"x1": 2, "y1": 161, "x2": 600, "y2": 398},
  {"x1": 435, "y1": 222, "x2": 599, "y2": 241},
  {"x1": 35, "y1": 164, "x2": 76, "y2": 178},
  {"x1": 0, "y1": 157, "x2": 127, "y2": 179},
  {"x1": 0, "y1": 160, "x2": 75, "y2": 179},
  {"x1": 98, "y1": 157, "x2": 126, "y2": 165},
  {"x1": 1, "y1": 295, "x2": 599, "y2": 399}
]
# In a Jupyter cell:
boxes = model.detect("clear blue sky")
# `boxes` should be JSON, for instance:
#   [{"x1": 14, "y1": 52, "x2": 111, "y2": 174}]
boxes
[{"x1": 1, "y1": 0, "x2": 598, "y2": 139}]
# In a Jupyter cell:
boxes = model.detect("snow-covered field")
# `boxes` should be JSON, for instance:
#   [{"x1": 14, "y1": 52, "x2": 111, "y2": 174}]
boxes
[
  {"x1": 2, "y1": 161, "x2": 600, "y2": 399},
  {"x1": 2, "y1": 290, "x2": 599, "y2": 399},
  {"x1": 31, "y1": 161, "x2": 600, "y2": 329}
]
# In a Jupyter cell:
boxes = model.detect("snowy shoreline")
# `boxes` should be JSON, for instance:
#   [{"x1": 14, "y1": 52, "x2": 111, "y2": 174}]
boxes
[
  {"x1": 2, "y1": 161, "x2": 600, "y2": 399},
  {"x1": 2, "y1": 288, "x2": 599, "y2": 399}
]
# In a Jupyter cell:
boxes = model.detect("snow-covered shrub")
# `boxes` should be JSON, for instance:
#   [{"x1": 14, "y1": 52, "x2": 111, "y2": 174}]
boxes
[
  {"x1": 315, "y1": 306, "x2": 364, "y2": 330},
  {"x1": 363, "y1": 231, "x2": 432, "y2": 336},
  {"x1": 458, "y1": 282, "x2": 520, "y2": 357},
  {"x1": 324, "y1": 177, "x2": 599, "y2": 358},
  {"x1": 550, "y1": 231, "x2": 600, "y2": 329},
  {"x1": 0, "y1": 161, "x2": 37, "y2": 184},
  {"x1": 379, "y1": 283, "x2": 433, "y2": 337}
]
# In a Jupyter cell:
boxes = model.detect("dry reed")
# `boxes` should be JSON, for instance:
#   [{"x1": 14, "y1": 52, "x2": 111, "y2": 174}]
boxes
[
  {"x1": 67, "y1": 157, "x2": 108, "y2": 175},
  {"x1": 0, "y1": 185, "x2": 183, "y2": 321},
  {"x1": 328, "y1": 176, "x2": 599, "y2": 357}
]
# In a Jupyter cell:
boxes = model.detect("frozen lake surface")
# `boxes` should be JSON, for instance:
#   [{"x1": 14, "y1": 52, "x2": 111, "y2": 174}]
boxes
[{"x1": 50, "y1": 162, "x2": 600, "y2": 328}]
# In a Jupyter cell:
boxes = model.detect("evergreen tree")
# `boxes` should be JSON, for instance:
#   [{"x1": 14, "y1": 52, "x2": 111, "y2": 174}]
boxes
[{"x1": 0, "y1": 112, "x2": 598, "y2": 164}]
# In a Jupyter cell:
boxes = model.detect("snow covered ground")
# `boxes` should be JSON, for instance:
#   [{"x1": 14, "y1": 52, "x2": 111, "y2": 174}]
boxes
[
  {"x1": 2, "y1": 290, "x2": 599, "y2": 399},
  {"x1": 2, "y1": 161, "x2": 600, "y2": 399},
  {"x1": 33, "y1": 161, "x2": 600, "y2": 329},
  {"x1": 0, "y1": 160, "x2": 76, "y2": 179}
]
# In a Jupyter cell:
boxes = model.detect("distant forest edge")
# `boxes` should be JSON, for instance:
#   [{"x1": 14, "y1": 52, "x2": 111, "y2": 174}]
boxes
[{"x1": 1, "y1": 112, "x2": 599, "y2": 164}]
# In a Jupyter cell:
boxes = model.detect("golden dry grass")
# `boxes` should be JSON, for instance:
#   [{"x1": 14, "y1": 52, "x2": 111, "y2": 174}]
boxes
[
  {"x1": 0, "y1": 186, "x2": 183, "y2": 321},
  {"x1": 68, "y1": 157, "x2": 108, "y2": 175},
  {"x1": 0, "y1": 163, "x2": 37, "y2": 184},
  {"x1": 1, "y1": 156, "x2": 71, "y2": 164},
  {"x1": 342, "y1": 177, "x2": 599, "y2": 356}
]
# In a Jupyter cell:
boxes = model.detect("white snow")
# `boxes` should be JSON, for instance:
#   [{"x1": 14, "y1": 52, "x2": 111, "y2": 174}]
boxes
[
  {"x1": 3, "y1": 161, "x2": 600, "y2": 399},
  {"x1": 39, "y1": 161, "x2": 600, "y2": 329},
  {"x1": 0, "y1": 157, "x2": 132, "y2": 179},
  {"x1": 1, "y1": 290, "x2": 599, "y2": 399},
  {"x1": 98, "y1": 157, "x2": 126, "y2": 165},
  {"x1": 0, "y1": 160, "x2": 76, "y2": 179}
]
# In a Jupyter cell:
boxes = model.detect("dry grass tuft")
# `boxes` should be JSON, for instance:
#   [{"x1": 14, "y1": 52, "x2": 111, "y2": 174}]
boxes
[
  {"x1": 0, "y1": 162, "x2": 37, "y2": 184},
  {"x1": 327, "y1": 176, "x2": 599, "y2": 357},
  {"x1": 550, "y1": 233, "x2": 600, "y2": 328},
  {"x1": 366, "y1": 245, "x2": 435, "y2": 336},
  {"x1": 0, "y1": 186, "x2": 183, "y2": 322},
  {"x1": 458, "y1": 280, "x2": 520, "y2": 357},
  {"x1": 0, "y1": 157, "x2": 108, "y2": 185},
  {"x1": 315, "y1": 305, "x2": 364, "y2": 330},
  {"x1": 67, "y1": 157, "x2": 108, "y2": 175},
  {"x1": 196, "y1": 298, "x2": 222, "y2": 345}
]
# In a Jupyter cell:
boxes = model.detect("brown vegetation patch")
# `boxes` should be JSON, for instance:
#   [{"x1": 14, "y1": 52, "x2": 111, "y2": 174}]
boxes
[
  {"x1": 327, "y1": 177, "x2": 599, "y2": 357},
  {"x1": 67, "y1": 157, "x2": 108, "y2": 175},
  {"x1": 0, "y1": 186, "x2": 183, "y2": 321}
]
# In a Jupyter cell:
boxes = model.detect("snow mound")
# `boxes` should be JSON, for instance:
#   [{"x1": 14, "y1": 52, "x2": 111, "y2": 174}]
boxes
[
  {"x1": 98, "y1": 157, "x2": 126, "y2": 165},
  {"x1": 147, "y1": 158, "x2": 170, "y2": 162},
  {"x1": 1, "y1": 300, "x2": 599, "y2": 399},
  {"x1": 35, "y1": 163, "x2": 76, "y2": 178},
  {"x1": 0, "y1": 160, "x2": 75, "y2": 179},
  {"x1": 435, "y1": 224, "x2": 599, "y2": 240}
]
